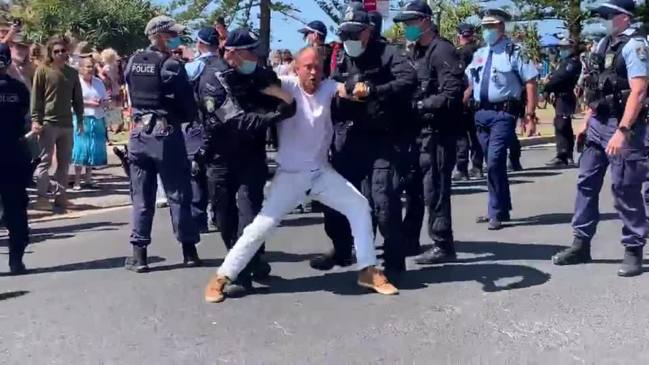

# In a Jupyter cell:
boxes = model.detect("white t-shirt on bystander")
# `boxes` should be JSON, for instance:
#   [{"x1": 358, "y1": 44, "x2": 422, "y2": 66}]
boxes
[
  {"x1": 80, "y1": 76, "x2": 108, "y2": 118},
  {"x1": 276, "y1": 75, "x2": 337, "y2": 172}
]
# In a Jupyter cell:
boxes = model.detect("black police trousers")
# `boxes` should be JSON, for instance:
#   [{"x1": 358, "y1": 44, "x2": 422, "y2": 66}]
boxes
[
  {"x1": 456, "y1": 109, "x2": 484, "y2": 172},
  {"x1": 1, "y1": 183, "x2": 29, "y2": 262},
  {"x1": 398, "y1": 138, "x2": 424, "y2": 254},
  {"x1": 323, "y1": 131, "x2": 404, "y2": 270},
  {"x1": 553, "y1": 97, "x2": 576, "y2": 160},
  {"x1": 509, "y1": 131, "x2": 521, "y2": 165},
  {"x1": 415, "y1": 130, "x2": 456, "y2": 245},
  {"x1": 206, "y1": 158, "x2": 267, "y2": 277},
  {"x1": 190, "y1": 170, "x2": 209, "y2": 230}
]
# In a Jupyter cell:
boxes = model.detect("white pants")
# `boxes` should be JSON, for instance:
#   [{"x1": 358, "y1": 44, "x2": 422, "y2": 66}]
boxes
[{"x1": 218, "y1": 166, "x2": 377, "y2": 280}]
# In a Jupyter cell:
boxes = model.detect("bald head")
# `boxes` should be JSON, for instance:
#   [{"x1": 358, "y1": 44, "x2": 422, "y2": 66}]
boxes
[{"x1": 295, "y1": 46, "x2": 322, "y2": 94}]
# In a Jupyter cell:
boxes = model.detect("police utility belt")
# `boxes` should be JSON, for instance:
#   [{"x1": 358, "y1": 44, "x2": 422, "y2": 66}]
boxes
[
  {"x1": 134, "y1": 113, "x2": 172, "y2": 135},
  {"x1": 472, "y1": 99, "x2": 523, "y2": 115}
]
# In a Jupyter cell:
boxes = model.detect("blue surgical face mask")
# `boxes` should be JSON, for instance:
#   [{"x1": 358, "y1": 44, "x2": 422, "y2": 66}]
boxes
[
  {"x1": 237, "y1": 59, "x2": 257, "y2": 75},
  {"x1": 404, "y1": 25, "x2": 423, "y2": 42},
  {"x1": 343, "y1": 40, "x2": 365, "y2": 58},
  {"x1": 166, "y1": 36, "x2": 182, "y2": 50},
  {"x1": 482, "y1": 29, "x2": 499, "y2": 46}
]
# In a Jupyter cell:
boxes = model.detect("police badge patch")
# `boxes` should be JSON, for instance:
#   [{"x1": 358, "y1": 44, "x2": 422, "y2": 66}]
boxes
[{"x1": 636, "y1": 45, "x2": 648, "y2": 61}]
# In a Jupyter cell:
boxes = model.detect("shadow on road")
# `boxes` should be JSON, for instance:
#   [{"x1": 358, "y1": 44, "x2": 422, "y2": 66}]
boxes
[
  {"x1": 264, "y1": 250, "x2": 316, "y2": 263},
  {"x1": 452, "y1": 240, "x2": 565, "y2": 263},
  {"x1": 508, "y1": 212, "x2": 618, "y2": 227},
  {"x1": 251, "y1": 262, "x2": 550, "y2": 298},
  {"x1": 23, "y1": 221, "x2": 128, "y2": 246},
  {"x1": 1, "y1": 256, "x2": 166, "y2": 276},
  {"x1": 507, "y1": 171, "x2": 562, "y2": 178},
  {"x1": 0, "y1": 290, "x2": 29, "y2": 301}
]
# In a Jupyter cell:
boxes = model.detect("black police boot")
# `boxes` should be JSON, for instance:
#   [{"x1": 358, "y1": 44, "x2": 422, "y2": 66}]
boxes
[
  {"x1": 309, "y1": 249, "x2": 353, "y2": 271},
  {"x1": 414, "y1": 242, "x2": 457, "y2": 265},
  {"x1": 182, "y1": 244, "x2": 203, "y2": 267},
  {"x1": 125, "y1": 246, "x2": 149, "y2": 273},
  {"x1": 552, "y1": 238, "x2": 591, "y2": 266},
  {"x1": 617, "y1": 247, "x2": 643, "y2": 277},
  {"x1": 452, "y1": 169, "x2": 470, "y2": 181},
  {"x1": 252, "y1": 257, "x2": 272, "y2": 280},
  {"x1": 545, "y1": 157, "x2": 568, "y2": 168},
  {"x1": 8, "y1": 247, "x2": 27, "y2": 275},
  {"x1": 469, "y1": 166, "x2": 484, "y2": 179},
  {"x1": 224, "y1": 274, "x2": 253, "y2": 297},
  {"x1": 508, "y1": 160, "x2": 524, "y2": 172},
  {"x1": 566, "y1": 157, "x2": 575, "y2": 167}
]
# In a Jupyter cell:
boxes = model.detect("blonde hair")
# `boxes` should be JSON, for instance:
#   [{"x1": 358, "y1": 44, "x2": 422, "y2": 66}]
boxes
[{"x1": 100, "y1": 48, "x2": 119, "y2": 65}]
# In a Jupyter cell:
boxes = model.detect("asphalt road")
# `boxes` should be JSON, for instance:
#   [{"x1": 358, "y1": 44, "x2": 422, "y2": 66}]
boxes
[{"x1": 2, "y1": 144, "x2": 649, "y2": 364}]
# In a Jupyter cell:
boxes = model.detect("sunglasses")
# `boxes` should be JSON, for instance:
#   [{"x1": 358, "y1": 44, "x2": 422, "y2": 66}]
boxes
[
  {"x1": 338, "y1": 31, "x2": 362, "y2": 41},
  {"x1": 52, "y1": 49, "x2": 67, "y2": 55}
]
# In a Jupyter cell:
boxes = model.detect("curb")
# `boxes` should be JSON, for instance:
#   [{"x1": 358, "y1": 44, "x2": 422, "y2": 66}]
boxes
[
  {"x1": 30, "y1": 204, "x2": 132, "y2": 224},
  {"x1": 519, "y1": 135, "x2": 555, "y2": 147}
]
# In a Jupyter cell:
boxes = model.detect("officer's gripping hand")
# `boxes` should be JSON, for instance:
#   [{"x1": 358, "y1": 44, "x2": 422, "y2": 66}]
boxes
[
  {"x1": 277, "y1": 99, "x2": 297, "y2": 120},
  {"x1": 605, "y1": 129, "x2": 627, "y2": 156},
  {"x1": 352, "y1": 82, "x2": 373, "y2": 99},
  {"x1": 253, "y1": 67, "x2": 281, "y2": 90},
  {"x1": 31, "y1": 121, "x2": 43, "y2": 135},
  {"x1": 261, "y1": 84, "x2": 293, "y2": 104},
  {"x1": 337, "y1": 83, "x2": 351, "y2": 99}
]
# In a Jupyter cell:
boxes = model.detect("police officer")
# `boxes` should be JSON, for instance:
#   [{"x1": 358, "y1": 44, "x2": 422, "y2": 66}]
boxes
[
  {"x1": 455, "y1": 23, "x2": 484, "y2": 180},
  {"x1": 298, "y1": 20, "x2": 334, "y2": 79},
  {"x1": 552, "y1": 0, "x2": 649, "y2": 277},
  {"x1": 194, "y1": 28, "x2": 293, "y2": 291},
  {"x1": 183, "y1": 28, "x2": 223, "y2": 233},
  {"x1": 393, "y1": 1, "x2": 464, "y2": 264},
  {"x1": 465, "y1": 9, "x2": 539, "y2": 230},
  {"x1": 0, "y1": 43, "x2": 32, "y2": 274},
  {"x1": 544, "y1": 38, "x2": 582, "y2": 168},
  {"x1": 124, "y1": 15, "x2": 201, "y2": 272},
  {"x1": 313, "y1": 8, "x2": 417, "y2": 275}
]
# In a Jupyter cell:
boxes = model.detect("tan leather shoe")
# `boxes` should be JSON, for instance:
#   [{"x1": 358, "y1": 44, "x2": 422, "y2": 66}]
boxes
[
  {"x1": 357, "y1": 266, "x2": 399, "y2": 295},
  {"x1": 205, "y1": 274, "x2": 230, "y2": 303}
]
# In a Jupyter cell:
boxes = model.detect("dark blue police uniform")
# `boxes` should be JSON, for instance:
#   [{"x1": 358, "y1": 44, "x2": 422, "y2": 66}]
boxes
[
  {"x1": 124, "y1": 40, "x2": 201, "y2": 270},
  {"x1": 317, "y1": 9, "x2": 417, "y2": 273},
  {"x1": 553, "y1": 0, "x2": 649, "y2": 277},
  {"x1": 0, "y1": 44, "x2": 32, "y2": 275},
  {"x1": 465, "y1": 13, "x2": 538, "y2": 229}
]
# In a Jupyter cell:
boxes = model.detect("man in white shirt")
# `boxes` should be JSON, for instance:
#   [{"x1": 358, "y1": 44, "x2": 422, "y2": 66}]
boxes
[{"x1": 204, "y1": 47, "x2": 398, "y2": 303}]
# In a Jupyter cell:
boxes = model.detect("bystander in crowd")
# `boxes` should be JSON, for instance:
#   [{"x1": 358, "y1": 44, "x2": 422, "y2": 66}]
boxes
[
  {"x1": 71, "y1": 57, "x2": 108, "y2": 190},
  {"x1": 31, "y1": 36, "x2": 84, "y2": 211}
]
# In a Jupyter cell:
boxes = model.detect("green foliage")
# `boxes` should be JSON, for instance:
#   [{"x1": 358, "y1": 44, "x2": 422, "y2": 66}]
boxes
[
  {"x1": 383, "y1": 22, "x2": 404, "y2": 44},
  {"x1": 4, "y1": 0, "x2": 161, "y2": 55},
  {"x1": 430, "y1": 0, "x2": 481, "y2": 42},
  {"x1": 511, "y1": 0, "x2": 596, "y2": 43},
  {"x1": 511, "y1": 22, "x2": 542, "y2": 63}
]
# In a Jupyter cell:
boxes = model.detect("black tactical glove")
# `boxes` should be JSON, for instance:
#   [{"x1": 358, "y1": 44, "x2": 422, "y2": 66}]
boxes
[
  {"x1": 277, "y1": 99, "x2": 297, "y2": 120},
  {"x1": 253, "y1": 66, "x2": 281, "y2": 90}
]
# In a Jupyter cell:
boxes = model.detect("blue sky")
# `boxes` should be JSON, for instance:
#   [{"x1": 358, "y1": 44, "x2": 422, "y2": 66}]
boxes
[{"x1": 154, "y1": 0, "x2": 608, "y2": 51}]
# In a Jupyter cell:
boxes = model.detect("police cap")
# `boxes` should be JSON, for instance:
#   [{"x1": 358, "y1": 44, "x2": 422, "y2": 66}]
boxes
[
  {"x1": 481, "y1": 8, "x2": 512, "y2": 25},
  {"x1": 592, "y1": 0, "x2": 635, "y2": 19},
  {"x1": 338, "y1": 9, "x2": 371, "y2": 34},
  {"x1": 224, "y1": 28, "x2": 260, "y2": 50},
  {"x1": 298, "y1": 21, "x2": 328, "y2": 39},
  {"x1": 394, "y1": 1, "x2": 433, "y2": 23},
  {"x1": 0, "y1": 43, "x2": 11, "y2": 68},
  {"x1": 145, "y1": 15, "x2": 186, "y2": 37},
  {"x1": 457, "y1": 23, "x2": 476, "y2": 37},
  {"x1": 197, "y1": 27, "x2": 219, "y2": 46}
]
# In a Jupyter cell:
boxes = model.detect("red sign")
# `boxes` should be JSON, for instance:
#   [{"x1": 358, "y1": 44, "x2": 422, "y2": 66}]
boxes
[{"x1": 363, "y1": 0, "x2": 377, "y2": 12}]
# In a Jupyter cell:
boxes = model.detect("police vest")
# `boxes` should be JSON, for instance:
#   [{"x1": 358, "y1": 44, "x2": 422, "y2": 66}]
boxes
[
  {"x1": 336, "y1": 41, "x2": 395, "y2": 133},
  {"x1": 128, "y1": 50, "x2": 168, "y2": 110},
  {"x1": 596, "y1": 30, "x2": 647, "y2": 97}
]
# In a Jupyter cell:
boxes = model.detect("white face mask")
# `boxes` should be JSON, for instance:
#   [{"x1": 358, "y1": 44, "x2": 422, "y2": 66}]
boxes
[
  {"x1": 603, "y1": 19, "x2": 616, "y2": 35},
  {"x1": 343, "y1": 40, "x2": 365, "y2": 58}
]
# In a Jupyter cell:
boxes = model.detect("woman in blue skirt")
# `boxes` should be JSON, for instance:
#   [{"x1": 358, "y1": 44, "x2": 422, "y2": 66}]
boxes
[{"x1": 72, "y1": 57, "x2": 108, "y2": 190}]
